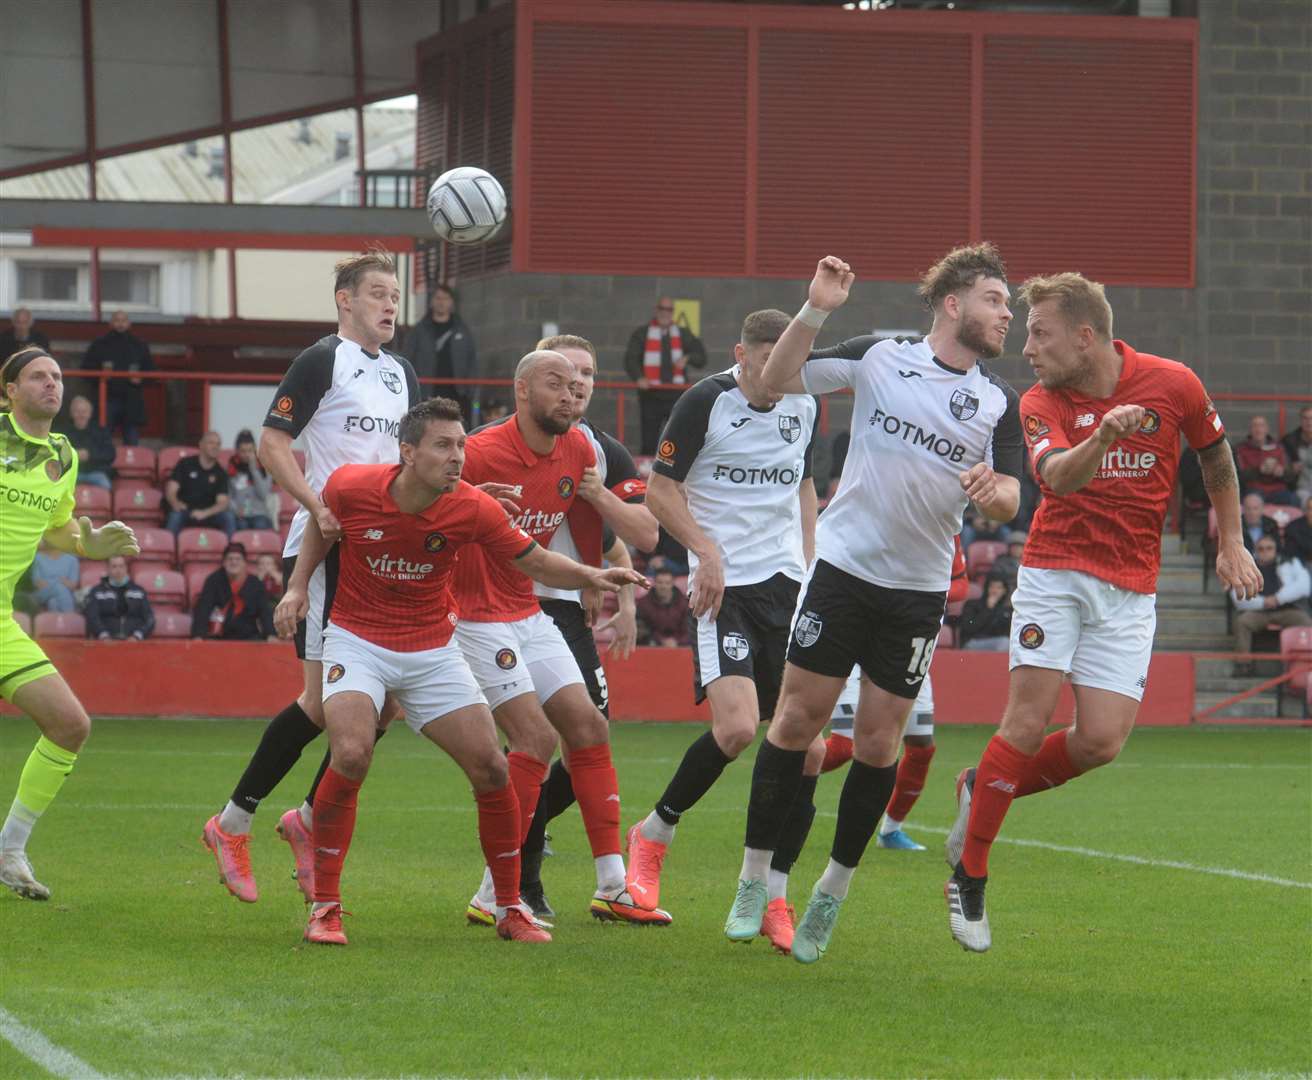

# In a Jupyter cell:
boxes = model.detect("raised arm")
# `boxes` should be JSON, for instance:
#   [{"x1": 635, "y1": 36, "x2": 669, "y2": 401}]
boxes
[{"x1": 762, "y1": 256, "x2": 855, "y2": 396}]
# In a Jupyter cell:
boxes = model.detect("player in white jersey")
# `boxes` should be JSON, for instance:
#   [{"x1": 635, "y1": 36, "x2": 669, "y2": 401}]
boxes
[
  {"x1": 628, "y1": 309, "x2": 821, "y2": 950},
  {"x1": 201, "y1": 250, "x2": 419, "y2": 903},
  {"x1": 724, "y1": 247, "x2": 1024, "y2": 964}
]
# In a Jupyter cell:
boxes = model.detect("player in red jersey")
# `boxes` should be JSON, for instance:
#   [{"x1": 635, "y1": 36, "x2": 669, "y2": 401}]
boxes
[
  {"x1": 943, "y1": 273, "x2": 1262, "y2": 952},
  {"x1": 273, "y1": 397, "x2": 647, "y2": 946},
  {"x1": 451, "y1": 350, "x2": 672, "y2": 926}
]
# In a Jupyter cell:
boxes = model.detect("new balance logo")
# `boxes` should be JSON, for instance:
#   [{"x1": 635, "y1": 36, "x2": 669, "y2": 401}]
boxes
[
  {"x1": 729, "y1": 417, "x2": 751, "y2": 429},
  {"x1": 985, "y1": 779, "x2": 1016, "y2": 794},
  {"x1": 495, "y1": 848, "x2": 520, "y2": 860},
  {"x1": 1074, "y1": 413, "x2": 1096, "y2": 429},
  {"x1": 315, "y1": 847, "x2": 341, "y2": 856},
  {"x1": 363, "y1": 529, "x2": 384, "y2": 540},
  {"x1": 605, "y1": 794, "x2": 620, "y2": 802},
  {"x1": 898, "y1": 369, "x2": 922, "y2": 379}
]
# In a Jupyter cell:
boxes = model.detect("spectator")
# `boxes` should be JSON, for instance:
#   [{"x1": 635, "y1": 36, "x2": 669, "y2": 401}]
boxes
[
  {"x1": 255, "y1": 553, "x2": 283, "y2": 601},
  {"x1": 624, "y1": 297, "x2": 707, "y2": 455},
  {"x1": 58, "y1": 394, "x2": 115, "y2": 490},
  {"x1": 402, "y1": 282, "x2": 476, "y2": 422},
  {"x1": 164, "y1": 431, "x2": 236, "y2": 536},
  {"x1": 1281, "y1": 406, "x2": 1312, "y2": 504},
  {"x1": 84, "y1": 555, "x2": 155, "y2": 640},
  {"x1": 635, "y1": 565, "x2": 690, "y2": 647},
  {"x1": 1234, "y1": 415, "x2": 1298, "y2": 506},
  {"x1": 191, "y1": 542, "x2": 276, "y2": 640},
  {"x1": 0, "y1": 307, "x2": 51, "y2": 357},
  {"x1": 226, "y1": 428, "x2": 274, "y2": 530},
  {"x1": 1231, "y1": 536, "x2": 1311, "y2": 674},
  {"x1": 1240, "y1": 492, "x2": 1280, "y2": 555},
  {"x1": 960, "y1": 506, "x2": 1010, "y2": 550},
  {"x1": 958, "y1": 576, "x2": 1013, "y2": 651},
  {"x1": 85, "y1": 309, "x2": 154, "y2": 445},
  {"x1": 1283, "y1": 496, "x2": 1312, "y2": 567},
  {"x1": 480, "y1": 398, "x2": 509, "y2": 424},
  {"x1": 989, "y1": 532, "x2": 1026, "y2": 591},
  {"x1": 29, "y1": 541, "x2": 79, "y2": 613}
]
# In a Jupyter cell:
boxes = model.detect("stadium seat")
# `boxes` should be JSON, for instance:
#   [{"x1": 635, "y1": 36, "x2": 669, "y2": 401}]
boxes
[
  {"x1": 232, "y1": 529, "x2": 282, "y2": 556},
  {"x1": 113, "y1": 483, "x2": 164, "y2": 524},
  {"x1": 937, "y1": 624, "x2": 955, "y2": 648},
  {"x1": 178, "y1": 527, "x2": 227, "y2": 567},
  {"x1": 154, "y1": 611, "x2": 193, "y2": 638},
  {"x1": 156, "y1": 446, "x2": 197, "y2": 481},
  {"x1": 293, "y1": 449, "x2": 307, "y2": 472},
  {"x1": 966, "y1": 540, "x2": 1007, "y2": 582},
  {"x1": 35, "y1": 612, "x2": 85, "y2": 638},
  {"x1": 74, "y1": 484, "x2": 112, "y2": 516},
  {"x1": 965, "y1": 581, "x2": 983, "y2": 602},
  {"x1": 946, "y1": 598, "x2": 966, "y2": 620},
  {"x1": 1276, "y1": 626, "x2": 1312, "y2": 717},
  {"x1": 12, "y1": 611, "x2": 33, "y2": 635},
  {"x1": 277, "y1": 488, "x2": 298, "y2": 530},
  {"x1": 129, "y1": 560, "x2": 174, "y2": 580},
  {"x1": 135, "y1": 568, "x2": 187, "y2": 608},
  {"x1": 593, "y1": 624, "x2": 618, "y2": 650},
  {"x1": 135, "y1": 526, "x2": 177, "y2": 565},
  {"x1": 186, "y1": 563, "x2": 221, "y2": 605},
  {"x1": 80, "y1": 562, "x2": 108, "y2": 589},
  {"x1": 1264, "y1": 504, "x2": 1299, "y2": 532},
  {"x1": 113, "y1": 444, "x2": 156, "y2": 481}
]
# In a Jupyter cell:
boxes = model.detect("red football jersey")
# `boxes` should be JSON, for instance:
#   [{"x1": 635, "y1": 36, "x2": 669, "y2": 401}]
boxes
[
  {"x1": 451, "y1": 416, "x2": 597, "y2": 622},
  {"x1": 322, "y1": 464, "x2": 535, "y2": 651},
  {"x1": 1021, "y1": 341, "x2": 1225, "y2": 594}
]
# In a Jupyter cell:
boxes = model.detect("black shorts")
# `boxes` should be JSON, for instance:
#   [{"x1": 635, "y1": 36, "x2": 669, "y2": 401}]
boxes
[
  {"x1": 787, "y1": 559, "x2": 946, "y2": 700},
  {"x1": 282, "y1": 546, "x2": 340, "y2": 662},
  {"x1": 539, "y1": 598, "x2": 609, "y2": 718},
  {"x1": 691, "y1": 572, "x2": 800, "y2": 721}
]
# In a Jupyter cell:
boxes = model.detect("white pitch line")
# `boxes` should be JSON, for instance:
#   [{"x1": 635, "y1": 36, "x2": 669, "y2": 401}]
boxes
[{"x1": 0, "y1": 1006, "x2": 107, "y2": 1080}]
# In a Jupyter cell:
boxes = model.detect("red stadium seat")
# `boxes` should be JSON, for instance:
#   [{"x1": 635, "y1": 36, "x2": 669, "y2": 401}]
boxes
[
  {"x1": 157, "y1": 445, "x2": 197, "y2": 481},
  {"x1": 593, "y1": 624, "x2": 618, "y2": 649},
  {"x1": 80, "y1": 562, "x2": 108, "y2": 589},
  {"x1": 293, "y1": 449, "x2": 307, "y2": 472},
  {"x1": 1265, "y1": 504, "x2": 1299, "y2": 532},
  {"x1": 946, "y1": 598, "x2": 966, "y2": 620},
  {"x1": 937, "y1": 624, "x2": 956, "y2": 648},
  {"x1": 113, "y1": 444, "x2": 156, "y2": 481},
  {"x1": 178, "y1": 527, "x2": 227, "y2": 567},
  {"x1": 129, "y1": 560, "x2": 174, "y2": 579},
  {"x1": 966, "y1": 540, "x2": 1007, "y2": 582},
  {"x1": 966, "y1": 581, "x2": 983, "y2": 602},
  {"x1": 217, "y1": 448, "x2": 234, "y2": 472},
  {"x1": 134, "y1": 568, "x2": 186, "y2": 608},
  {"x1": 186, "y1": 563, "x2": 221, "y2": 605},
  {"x1": 277, "y1": 488, "x2": 298, "y2": 530},
  {"x1": 1277, "y1": 626, "x2": 1312, "y2": 717},
  {"x1": 113, "y1": 483, "x2": 164, "y2": 524},
  {"x1": 12, "y1": 611, "x2": 33, "y2": 635},
  {"x1": 154, "y1": 611, "x2": 193, "y2": 638},
  {"x1": 231, "y1": 529, "x2": 282, "y2": 557},
  {"x1": 35, "y1": 612, "x2": 85, "y2": 638},
  {"x1": 134, "y1": 526, "x2": 176, "y2": 565},
  {"x1": 74, "y1": 484, "x2": 112, "y2": 516}
]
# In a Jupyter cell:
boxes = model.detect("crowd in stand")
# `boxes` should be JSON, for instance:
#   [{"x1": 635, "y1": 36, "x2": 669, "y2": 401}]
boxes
[{"x1": 5, "y1": 303, "x2": 1309, "y2": 670}]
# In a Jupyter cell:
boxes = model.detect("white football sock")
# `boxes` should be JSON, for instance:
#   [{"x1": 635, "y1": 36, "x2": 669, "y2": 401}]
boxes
[
  {"x1": 475, "y1": 865, "x2": 496, "y2": 906},
  {"x1": 595, "y1": 853, "x2": 625, "y2": 893},
  {"x1": 879, "y1": 814, "x2": 902, "y2": 836},
  {"x1": 299, "y1": 801, "x2": 313, "y2": 830},
  {"x1": 218, "y1": 801, "x2": 253, "y2": 835},
  {"x1": 640, "y1": 810, "x2": 675, "y2": 846},
  {"x1": 817, "y1": 858, "x2": 855, "y2": 901},
  {"x1": 0, "y1": 799, "x2": 36, "y2": 853},
  {"x1": 740, "y1": 847, "x2": 772, "y2": 884},
  {"x1": 767, "y1": 868, "x2": 789, "y2": 902}
]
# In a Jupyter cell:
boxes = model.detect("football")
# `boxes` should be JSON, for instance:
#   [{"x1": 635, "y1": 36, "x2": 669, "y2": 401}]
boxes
[{"x1": 425, "y1": 166, "x2": 507, "y2": 245}]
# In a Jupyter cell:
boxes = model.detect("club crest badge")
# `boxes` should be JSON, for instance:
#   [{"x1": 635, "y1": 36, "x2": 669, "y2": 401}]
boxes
[
  {"x1": 778, "y1": 414, "x2": 802, "y2": 444},
  {"x1": 722, "y1": 633, "x2": 749, "y2": 662},
  {"x1": 425, "y1": 531, "x2": 447, "y2": 553},
  {"x1": 1018, "y1": 623, "x2": 1045, "y2": 650},
  {"x1": 793, "y1": 611, "x2": 823, "y2": 648},
  {"x1": 380, "y1": 369, "x2": 402, "y2": 394},
  {"x1": 495, "y1": 648, "x2": 517, "y2": 670},
  {"x1": 326, "y1": 664, "x2": 346, "y2": 683},
  {"x1": 949, "y1": 389, "x2": 979, "y2": 422}
]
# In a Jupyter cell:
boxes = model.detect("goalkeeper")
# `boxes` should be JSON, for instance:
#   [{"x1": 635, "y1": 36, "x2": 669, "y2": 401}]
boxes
[{"x1": 0, "y1": 347, "x2": 138, "y2": 900}]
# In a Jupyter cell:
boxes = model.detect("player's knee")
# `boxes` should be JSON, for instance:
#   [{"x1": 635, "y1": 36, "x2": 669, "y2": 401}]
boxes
[
  {"x1": 49, "y1": 706, "x2": 91, "y2": 753},
  {"x1": 1080, "y1": 733, "x2": 1124, "y2": 769},
  {"x1": 331, "y1": 738, "x2": 373, "y2": 780},
  {"x1": 803, "y1": 735, "x2": 827, "y2": 775},
  {"x1": 713, "y1": 714, "x2": 756, "y2": 758},
  {"x1": 469, "y1": 751, "x2": 509, "y2": 792},
  {"x1": 997, "y1": 708, "x2": 1047, "y2": 755},
  {"x1": 770, "y1": 699, "x2": 821, "y2": 750},
  {"x1": 854, "y1": 724, "x2": 901, "y2": 768}
]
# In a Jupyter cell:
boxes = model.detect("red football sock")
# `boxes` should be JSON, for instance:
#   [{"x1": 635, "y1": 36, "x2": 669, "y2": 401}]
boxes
[
  {"x1": 506, "y1": 752, "x2": 549, "y2": 843},
  {"x1": 1016, "y1": 728, "x2": 1082, "y2": 798},
  {"x1": 566, "y1": 743, "x2": 621, "y2": 857},
  {"x1": 961, "y1": 735, "x2": 1032, "y2": 879},
  {"x1": 885, "y1": 742, "x2": 936, "y2": 822},
  {"x1": 476, "y1": 783, "x2": 522, "y2": 908},
  {"x1": 311, "y1": 766, "x2": 361, "y2": 904},
  {"x1": 821, "y1": 733, "x2": 854, "y2": 774}
]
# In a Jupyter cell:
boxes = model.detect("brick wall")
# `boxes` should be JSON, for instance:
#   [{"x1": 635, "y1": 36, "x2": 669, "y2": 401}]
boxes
[{"x1": 454, "y1": 0, "x2": 1309, "y2": 441}]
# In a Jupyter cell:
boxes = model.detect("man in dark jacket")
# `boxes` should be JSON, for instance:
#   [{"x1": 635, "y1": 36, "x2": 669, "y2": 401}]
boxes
[
  {"x1": 401, "y1": 283, "x2": 477, "y2": 421},
  {"x1": 59, "y1": 394, "x2": 115, "y2": 490},
  {"x1": 191, "y1": 542, "x2": 275, "y2": 640},
  {"x1": 85, "y1": 556, "x2": 155, "y2": 640},
  {"x1": 958, "y1": 576, "x2": 1013, "y2": 651},
  {"x1": 85, "y1": 310, "x2": 154, "y2": 445},
  {"x1": 623, "y1": 298, "x2": 707, "y2": 455},
  {"x1": 0, "y1": 307, "x2": 51, "y2": 358}
]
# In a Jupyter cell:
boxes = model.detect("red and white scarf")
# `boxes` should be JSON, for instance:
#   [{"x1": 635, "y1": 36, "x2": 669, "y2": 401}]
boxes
[{"x1": 642, "y1": 321, "x2": 685, "y2": 384}]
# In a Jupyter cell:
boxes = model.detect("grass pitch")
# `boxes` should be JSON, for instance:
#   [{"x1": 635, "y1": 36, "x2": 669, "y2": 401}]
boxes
[{"x1": 0, "y1": 718, "x2": 1308, "y2": 1079}]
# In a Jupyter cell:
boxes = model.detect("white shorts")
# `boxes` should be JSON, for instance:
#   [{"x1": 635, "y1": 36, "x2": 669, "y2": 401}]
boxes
[
  {"x1": 830, "y1": 667, "x2": 934, "y2": 737},
  {"x1": 321, "y1": 623, "x2": 486, "y2": 734},
  {"x1": 1008, "y1": 565, "x2": 1156, "y2": 702},
  {"x1": 454, "y1": 611, "x2": 585, "y2": 712}
]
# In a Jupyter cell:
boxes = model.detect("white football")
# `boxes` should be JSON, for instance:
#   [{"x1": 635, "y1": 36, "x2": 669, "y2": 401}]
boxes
[{"x1": 426, "y1": 166, "x2": 507, "y2": 245}]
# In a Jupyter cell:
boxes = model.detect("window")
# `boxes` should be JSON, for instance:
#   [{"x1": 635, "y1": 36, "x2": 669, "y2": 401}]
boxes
[
  {"x1": 101, "y1": 265, "x2": 159, "y2": 306},
  {"x1": 16, "y1": 264, "x2": 79, "y2": 303}
]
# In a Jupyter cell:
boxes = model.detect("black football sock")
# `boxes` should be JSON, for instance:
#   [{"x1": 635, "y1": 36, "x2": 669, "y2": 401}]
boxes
[
  {"x1": 522, "y1": 758, "x2": 575, "y2": 857},
  {"x1": 830, "y1": 760, "x2": 898, "y2": 869},
  {"x1": 305, "y1": 726, "x2": 387, "y2": 807},
  {"x1": 771, "y1": 773, "x2": 819, "y2": 875},
  {"x1": 654, "y1": 730, "x2": 735, "y2": 826},
  {"x1": 228, "y1": 701, "x2": 321, "y2": 815},
  {"x1": 743, "y1": 738, "x2": 807, "y2": 853}
]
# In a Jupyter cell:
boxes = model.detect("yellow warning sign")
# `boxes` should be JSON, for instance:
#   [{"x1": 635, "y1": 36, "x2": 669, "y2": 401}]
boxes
[{"x1": 673, "y1": 299, "x2": 700, "y2": 338}]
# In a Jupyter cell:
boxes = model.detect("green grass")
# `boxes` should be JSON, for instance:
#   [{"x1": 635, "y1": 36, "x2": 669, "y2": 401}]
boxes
[{"x1": 1, "y1": 719, "x2": 1309, "y2": 1080}]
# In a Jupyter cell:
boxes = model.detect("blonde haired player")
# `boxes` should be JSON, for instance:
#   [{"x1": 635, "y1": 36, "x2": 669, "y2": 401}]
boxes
[{"x1": 0, "y1": 347, "x2": 138, "y2": 899}]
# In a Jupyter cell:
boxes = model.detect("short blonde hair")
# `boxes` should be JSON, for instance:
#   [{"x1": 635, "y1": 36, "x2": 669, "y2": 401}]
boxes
[
  {"x1": 333, "y1": 248, "x2": 396, "y2": 295},
  {"x1": 537, "y1": 334, "x2": 597, "y2": 362},
  {"x1": 917, "y1": 242, "x2": 1008, "y2": 309},
  {"x1": 1018, "y1": 272, "x2": 1114, "y2": 341}
]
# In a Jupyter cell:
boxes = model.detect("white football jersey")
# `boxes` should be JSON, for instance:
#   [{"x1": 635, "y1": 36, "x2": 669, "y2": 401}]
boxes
[
  {"x1": 264, "y1": 334, "x2": 419, "y2": 557},
  {"x1": 803, "y1": 337, "x2": 1022, "y2": 592},
  {"x1": 653, "y1": 368, "x2": 817, "y2": 589}
]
